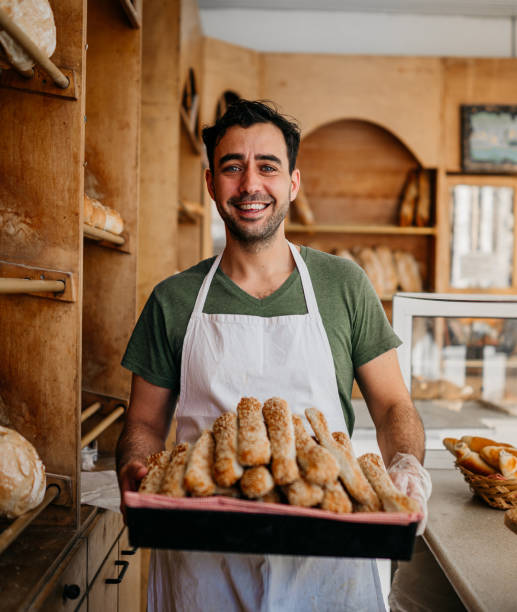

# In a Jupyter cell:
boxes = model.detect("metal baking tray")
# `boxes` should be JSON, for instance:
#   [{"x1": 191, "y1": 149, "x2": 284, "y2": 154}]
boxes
[{"x1": 125, "y1": 492, "x2": 420, "y2": 560}]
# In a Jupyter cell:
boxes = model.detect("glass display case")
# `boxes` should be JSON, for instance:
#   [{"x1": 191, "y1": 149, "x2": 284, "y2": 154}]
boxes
[{"x1": 392, "y1": 293, "x2": 517, "y2": 446}]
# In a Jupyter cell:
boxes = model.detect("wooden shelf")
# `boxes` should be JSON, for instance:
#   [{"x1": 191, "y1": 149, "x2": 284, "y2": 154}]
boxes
[
  {"x1": 285, "y1": 224, "x2": 436, "y2": 235},
  {"x1": 83, "y1": 224, "x2": 125, "y2": 245}
]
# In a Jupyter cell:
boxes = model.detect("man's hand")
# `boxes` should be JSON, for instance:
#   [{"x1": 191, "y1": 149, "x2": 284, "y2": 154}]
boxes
[
  {"x1": 388, "y1": 452, "x2": 432, "y2": 536},
  {"x1": 118, "y1": 460, "x2": 148, "y2": 521}
]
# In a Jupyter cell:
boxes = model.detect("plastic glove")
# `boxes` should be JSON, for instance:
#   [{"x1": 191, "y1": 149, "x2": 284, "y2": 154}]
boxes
[{"x1": 388, "y1": 452, "x2": 432, "y2": 536}]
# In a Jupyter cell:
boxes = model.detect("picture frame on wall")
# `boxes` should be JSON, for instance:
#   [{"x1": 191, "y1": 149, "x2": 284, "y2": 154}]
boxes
[{"x1": 461, "y1": 105, "x2": 517, "y2": 173}]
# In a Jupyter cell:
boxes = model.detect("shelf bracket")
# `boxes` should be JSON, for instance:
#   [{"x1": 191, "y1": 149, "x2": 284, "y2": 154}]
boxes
[
  {"x1": 0, "y1": 260, "x2": 76, "y2": 302},
  {"x1": 0, "y1": 64, "x2": 77, "y2": 100}
]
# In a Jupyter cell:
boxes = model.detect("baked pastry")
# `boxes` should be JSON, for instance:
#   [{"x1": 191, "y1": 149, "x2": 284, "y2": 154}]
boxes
[
  {"x1": 461, "y1": 435, "x2": 514, "y2": 454},
  {"x1": 292, "y1": 414, "x2": 339, "y2": 486},
  {"x1": 237, "y1": 397, "x2": 271, "y2": 466},
  {"x1": 213, "y1": 412, "x2": 243, "y2": 487},
  {"x1": 321, "y1": 481, "x2": 352, "y2": 513},
  {"x1": 262, "y1": 398, "x2": 299, "y2": 485},
  {"x1": 499, "y1": 450, "x2": 517, "y2": 478},
  {"x1": 358, "y1": 453, "x2": 420, "y2": 513},
  {"x1": 159, "y1": 443, "x2": 190, "y2": 497},
  {"x1": 306, "y1": 409, "x2": 380, "y2": 510},
  {"x1": 284, "y1": 478, "x2": 324, "y2": 507},
  {"x1": 184, "y1": 430, "x2": 216, "y2": 497},
  {"x1": 479, "y1": 445, "x2": 517, "y2": 469},
  {"x1": 240, "y1": 466, "x2": 275, "y2": 499},
  {"x1": 139, "y1": 450, "x2": 171, "y2": 494},
  {"x1": 453, "y1": 442, "x2": 496, "y2": 476},
  {"x1": 442, "y1": 437, "x2": 460, "y2": 454},
  {"x1": 0, "y1": 426, "x2": 46, "y2": 518}
]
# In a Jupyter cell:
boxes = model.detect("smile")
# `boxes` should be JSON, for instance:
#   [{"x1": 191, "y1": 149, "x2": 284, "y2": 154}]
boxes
[{"x1": 235, "y1": 202, "x2": 270, "y2": 211}]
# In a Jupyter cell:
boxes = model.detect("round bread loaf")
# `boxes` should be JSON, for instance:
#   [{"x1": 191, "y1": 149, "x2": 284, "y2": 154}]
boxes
[{"x1": 0, "y1": 425, "x2": 46, "y2": 518}]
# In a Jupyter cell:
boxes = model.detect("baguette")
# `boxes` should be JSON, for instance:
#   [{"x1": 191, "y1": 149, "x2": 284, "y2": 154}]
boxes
[
  {"x1": 461, "y1": 435, "x2": 514, "y2": 454},
  {"x1": 305, "y1": 409, "x2": 380, "y2": 509},
  {"x1": 139, "y1": 450, "x2": 171, "y2": 494},
  {"x1": 453, "y1": 441, "x2": 496, "y2": 476},
  {"x1": 240, "y1": 466, "x2": 275, "y2": 499},
  {"x1": 479, "y1": 445, "x2": 517, "y2": 469},
  {"x1": 159, "y1": 443, "x2": 190, "y2": 497},
  {"x1": 184, "y1": 430, "x2": 216, "y2": 496},
  {"x1": 320, "y1": 480, "x2": 353, "y2": 513},
  {"x1": 330, "y1": 430, "x2": 382, "y2": 510},
  {"x1": 237, "y1": 397, "x2": 271, "y2": 466},
  {"x1": 358, "y1": 453, "x2": 420, "y2": 513},
  {"x1": 292, "y1": 414, "x2": 339, "y2": 486},
  {"x1": 262, "y1": 397, "x2": 299, "y2": 485},
  {"x1": 284, "y1": 478, "x2": 324, "y2": 507},
  {"x1": 212, "y1": 412, "x2": 243, "y2": 487}
]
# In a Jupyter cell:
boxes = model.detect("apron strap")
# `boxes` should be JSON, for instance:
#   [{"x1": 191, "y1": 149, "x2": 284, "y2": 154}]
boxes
[{"x1": 192, "y1": 243, "x2": 319, "y2": 316}]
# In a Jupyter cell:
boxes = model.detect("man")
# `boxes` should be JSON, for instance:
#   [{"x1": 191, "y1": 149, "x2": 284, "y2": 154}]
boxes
[{"x1": 117, "y1": 100, "x2": 431, "y2": 611}]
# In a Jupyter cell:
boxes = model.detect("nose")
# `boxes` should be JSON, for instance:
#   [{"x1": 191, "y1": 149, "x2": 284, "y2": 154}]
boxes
[{"x1": 239, "y1": 165, "x2": 261, "y2": 194}]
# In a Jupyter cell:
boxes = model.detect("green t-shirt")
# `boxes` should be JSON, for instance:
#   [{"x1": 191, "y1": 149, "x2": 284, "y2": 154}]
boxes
[{"x1": 122, "y1": 246, "x2": 400, "y2": 433}]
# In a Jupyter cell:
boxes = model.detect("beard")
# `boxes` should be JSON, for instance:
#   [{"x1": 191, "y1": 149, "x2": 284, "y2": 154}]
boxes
[{"x1": 216, "y1": 190, "x2": 291, "y2": 248}]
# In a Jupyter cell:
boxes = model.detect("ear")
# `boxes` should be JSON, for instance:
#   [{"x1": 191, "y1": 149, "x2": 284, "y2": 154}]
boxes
[
  {"x1": 205, "y1": 168, "x2": 216, "y2": 201},
  {"x1": 289, "y1": 168, "x2": 301, "y2": 202}
]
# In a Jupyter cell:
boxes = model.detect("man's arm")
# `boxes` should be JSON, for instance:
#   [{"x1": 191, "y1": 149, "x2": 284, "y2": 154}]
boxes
[
  {"x1": 355, "y1": 348, "x2": 425, "y2": 465},
  {"x1": 116, "y1": 374, "x2": 174, "y2": 509}
]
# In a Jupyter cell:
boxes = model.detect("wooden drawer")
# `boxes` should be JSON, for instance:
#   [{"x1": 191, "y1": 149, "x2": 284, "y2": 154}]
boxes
[
  {"x1": 88, "y1": 542, "x2": 119, "y2": 612},
  {"x1": 118, "y1": 529, "x2": 142, "y2": 612},
  {"x1": 87, "y1": 510, "x2": 124, "y2": 583},
  {"x1": 40, "y1": 538, "x2": 87, "y2": 612}
]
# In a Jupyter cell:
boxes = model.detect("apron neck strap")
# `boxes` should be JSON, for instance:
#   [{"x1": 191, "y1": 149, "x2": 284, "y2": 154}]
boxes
[{"x1": 192, "y1": 242, "x2": 319, "y2": 315}]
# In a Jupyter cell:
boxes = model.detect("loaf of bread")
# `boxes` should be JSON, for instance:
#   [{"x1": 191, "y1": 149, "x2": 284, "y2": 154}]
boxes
[
  {"x1": 453, "y1": 442, "x2": 497, "y2": 476},
  {"x1": 139, "y1": 450, "x2": 171, "y2": 494},
  {"x1": 305, "y1": 408, "x2": 380, "y2": 509},
  {"x1": 394, "y1": 251, "x2": 422, "y2": 292},
  {"x1": 375, "y1": 246, "x2": 398, "y2": 295},
  {"x1": 84, "y1": 194, "x2": 124, "y2": 235},
  {"x1": 262, "y1": 398, "x2": 299, "y2": 485},
  {"x1": 159, "y1": 443, "x2": 190, "y2": 497},
  {"x1": 237, "y1": 397, "x2": 271, "y2": 466},
  {"x1": 416, "y1": 170, "x2": 431, "y2": 227},
  {"x1": 358, "y1": 453, "x2": 420, "y2": 513},
  {"x1": 212, "y1": 412, "x2": 243, "y2": 487},
  {"x1": 354, "y1": 247, "x2": 385, "y2": 296},
  {"x1": 292, "y1": 414, "x2": 339, "y2": 486},
  {"x1": 0, "y1": 426, "x2": 46, "y2": 518},
  {"x1": 398, "y1": 170, "x2": 418, "y2": 227},
  {"x1": 184, "y1": 430, "x2": 216, "y2": 496},
  {"x1": 240, "y1": 466, "x2": 275, "y2": 499},
  {"x1": 292, "y1": 184, "x2": 315, "y2": 225}
]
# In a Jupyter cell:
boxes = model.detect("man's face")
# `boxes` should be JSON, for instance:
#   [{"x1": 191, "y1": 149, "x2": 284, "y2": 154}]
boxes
[{"x1": 206, "y1": 123, "x2": 300, "y2": 247}]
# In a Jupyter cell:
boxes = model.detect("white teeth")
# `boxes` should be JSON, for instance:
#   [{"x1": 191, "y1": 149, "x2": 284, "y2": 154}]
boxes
[{"x1": 237, "y1": 203, "x2": 267, "y2": 211}]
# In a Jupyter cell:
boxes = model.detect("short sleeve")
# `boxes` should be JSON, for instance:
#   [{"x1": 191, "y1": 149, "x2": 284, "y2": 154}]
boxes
[
  {"x1": 351, "y1": 272, "x2": 401, "y2": 369},
  {"x1": 121, "y1": 291, "x2": 179, "y2": 390}
]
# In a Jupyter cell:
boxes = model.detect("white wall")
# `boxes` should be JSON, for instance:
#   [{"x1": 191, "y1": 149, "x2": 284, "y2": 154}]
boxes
[{"x1": 200, "y1": 9, "x2": 517, "y2": 56}]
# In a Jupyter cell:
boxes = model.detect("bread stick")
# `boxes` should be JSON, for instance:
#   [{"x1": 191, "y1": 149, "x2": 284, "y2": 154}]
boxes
[
  {"x1": 453, "y1": 441, "x2": 496, "y2": 476},
  {"x1": 461, "y1": 435, "x2": 514, "y2": 454},
  {"x1": 159, "y1": 443, "x2": 190, "y2": 497},
  {"x1": 213, "y1": 412, "x2": 243, "y2": 487},
  {"x1": 321, "y1": 481, "x2": 353, "y2": 513},
  {"x1": 285, "y1": 478, "x2": 324, "y2": 507},
  {"x1": 139, "y1": 450, "x2": 171, "y2": 494},
  {"x1": 306, "y1": 410, "x2": 380, "y2": 509},
  {"x1": 240, "y1": 466, "x2": 275, "y2": 499},
  {"x1": 262, "y1": 397, "x2": 299, "y2": 485},
  {"x1": 237, "y1": 397, "x2": 271, "y2": 466},
  {"x1": 292, "y1": 414, "x2": 339, "y2": 486},
  {"x1": 480, "y1": 445, "x2": 517, "y2": 469},
  {"x1": 358, "y1": 453, "x2": 421, "y2": 513},
  {"x1": 184, "y1": 430, "x2": 216, "y2": 496}
]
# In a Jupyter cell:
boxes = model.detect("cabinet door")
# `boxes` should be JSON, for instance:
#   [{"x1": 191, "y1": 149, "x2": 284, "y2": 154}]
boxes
[
  {"x1": 118, "y1": 528, "x2": 142, "y2": 612},
  {"x1": 88, "y1": 543, "x2": 119, "y2": 612},
  {"x1": 40, "y1": 539, "x2": 87, "y2": 612}
]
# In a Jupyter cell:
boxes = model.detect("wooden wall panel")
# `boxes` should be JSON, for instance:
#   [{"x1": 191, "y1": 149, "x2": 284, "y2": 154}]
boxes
[
  {"x1": 82, "y1": 0, "x2": 140, "y2": 400},
  {"x1": 138, "y1": 0, "x2": 181, "y2": 313},
  {"x1": 442, "y1": 58, "x2": 517, "y2": 172},
  {"x1": 260, "y1": 54, "x2": 442, "y2": 168},
  {"x1": 0, "y1": 0, "x2": 86, "y2": 525}
]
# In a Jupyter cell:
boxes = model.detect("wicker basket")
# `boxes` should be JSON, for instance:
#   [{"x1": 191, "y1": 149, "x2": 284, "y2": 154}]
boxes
[{"x1": 457, "y1": 464, "x2": 517, "y2": 510}]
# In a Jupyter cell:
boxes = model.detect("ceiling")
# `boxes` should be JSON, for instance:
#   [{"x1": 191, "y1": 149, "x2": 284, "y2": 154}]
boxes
[{"x1": 197, "y1": 1, "x2": 517, "y2": 18}]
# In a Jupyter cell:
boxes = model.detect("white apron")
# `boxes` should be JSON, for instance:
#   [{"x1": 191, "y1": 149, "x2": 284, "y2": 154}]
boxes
[{"x1": 148, "y1": 243, "x2": 384, "y2": 612}]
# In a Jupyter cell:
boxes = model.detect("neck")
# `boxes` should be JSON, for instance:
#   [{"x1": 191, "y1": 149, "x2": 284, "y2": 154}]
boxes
[{"x1": 220, "y1": 228, "x2": 296, "y2": 289}]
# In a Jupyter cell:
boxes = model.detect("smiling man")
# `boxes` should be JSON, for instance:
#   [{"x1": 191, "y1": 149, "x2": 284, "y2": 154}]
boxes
[{"x1": 117, "y1": 100, "x2": 431, "y2": 612}]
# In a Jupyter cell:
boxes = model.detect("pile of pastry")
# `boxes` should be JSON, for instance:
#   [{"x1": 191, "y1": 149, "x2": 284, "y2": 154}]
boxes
[
  {"x1": 139, "y1": 397, "x2": 419, "y2": 514},
  {"x1": 443, "y1": 435, "x2": 517, "y2": 478}
]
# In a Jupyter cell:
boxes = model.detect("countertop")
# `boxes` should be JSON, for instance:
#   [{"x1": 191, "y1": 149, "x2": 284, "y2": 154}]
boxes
[{"x1": 424, "y1": 464, "x2": 517, "y2": 612}]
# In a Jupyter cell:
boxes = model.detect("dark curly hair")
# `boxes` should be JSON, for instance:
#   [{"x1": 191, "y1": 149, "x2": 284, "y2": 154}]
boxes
[{"x1": 202, "y1": 99, "x2": 301, "y2": 174}]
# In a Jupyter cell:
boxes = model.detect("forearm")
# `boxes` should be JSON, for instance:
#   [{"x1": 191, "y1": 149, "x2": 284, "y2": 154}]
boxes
[
  {"x1": 116, "y1": 420, "x2": 167, "y2": 474},
  {"x1": 375, "y1": 399, "x2": 425, "y2": 466}
]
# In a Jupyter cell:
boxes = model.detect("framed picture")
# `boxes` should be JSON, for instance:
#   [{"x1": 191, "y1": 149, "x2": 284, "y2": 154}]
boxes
[{"x1": 462, "y1": 105, "x2": 517, "y2": 173}]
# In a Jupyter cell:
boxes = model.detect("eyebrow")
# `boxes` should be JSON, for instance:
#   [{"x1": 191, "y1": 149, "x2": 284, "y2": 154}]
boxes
[{"x1": 218, "y1": 153, "x2": 283, "y2": 167}]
